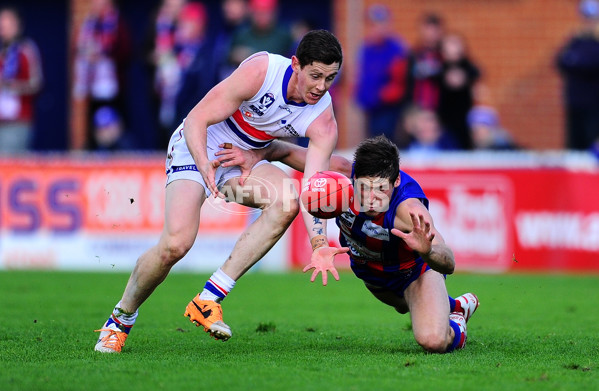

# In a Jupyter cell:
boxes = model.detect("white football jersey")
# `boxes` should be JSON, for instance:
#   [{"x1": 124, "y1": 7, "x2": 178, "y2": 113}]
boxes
[{"x1": 208, "y1": 51, "x2": 333, "y2": 149}]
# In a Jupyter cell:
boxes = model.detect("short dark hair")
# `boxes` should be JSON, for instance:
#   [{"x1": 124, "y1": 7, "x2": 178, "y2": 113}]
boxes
[
  {"x1": 295, "y1": 29, "x2": 343, "y2": 68},
  {"x1": 353, "y1": 135, "x2": 400, "y2": 184}
]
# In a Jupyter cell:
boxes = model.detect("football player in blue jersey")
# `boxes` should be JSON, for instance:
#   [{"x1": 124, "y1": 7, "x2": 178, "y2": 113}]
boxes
[{"x1": 217, "y1": 135, "x2": 479, "y2": 353}]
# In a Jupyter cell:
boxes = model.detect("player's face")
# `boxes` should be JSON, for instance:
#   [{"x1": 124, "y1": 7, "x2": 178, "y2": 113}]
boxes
[
  {"x1": 292, "y1": 57, "x2": 339, "y2": 105},
  {"x1": 354, "y1": 176, "x2": 398, "y2": 217}
]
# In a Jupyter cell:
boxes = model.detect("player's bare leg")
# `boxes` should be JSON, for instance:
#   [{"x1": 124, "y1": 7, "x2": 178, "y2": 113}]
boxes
[
  {"x1": 185, "y1": 163, "x2": 299, "y2": 340},
  {"x1": 121, "y1": 180, "x2": 206, "y2": 311},
  {"x1": 95, "y1": 180, "x2": 205, "y2": 352},
  {"x1": 404, "y1": 270, "x2": 457, "y2": 353},
  {"x1": 221, "y1": 163, "x2": 299, "y2": 279},
  {"x1": 363, "y1": 282, "x2": 409, "y2": 314}
]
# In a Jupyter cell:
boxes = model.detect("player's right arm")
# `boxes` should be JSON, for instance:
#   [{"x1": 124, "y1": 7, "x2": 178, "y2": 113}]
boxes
[
  {"x1": 183, "y1": 53, "x2": 268, "y2": 197},
  {"x1": 391, "y1": 198, "x2": 455, "y2": 274}
]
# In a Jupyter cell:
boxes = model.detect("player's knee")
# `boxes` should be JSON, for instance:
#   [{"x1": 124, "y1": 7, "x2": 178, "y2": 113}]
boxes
[
  {"x1": 415, "y1": 331, "x2": 449, "y2": 353},
  {"x1": 267, "y1": 196, "x2": 299, "y2": 223},
  {"x1": 159, "y1": 236, "x2": 192, "y2": 266}
]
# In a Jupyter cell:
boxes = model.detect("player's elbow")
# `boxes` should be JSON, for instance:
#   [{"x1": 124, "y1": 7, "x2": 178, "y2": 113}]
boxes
[
  {"x1": 427, "y1": 260, "x2": 454, "y2": 275},
  {"x1": 436, "y1": 257, "x2": 455, "y2": 275},
  {"x1": 428, "y1": 245, "x2": 455, "y2": 274}
]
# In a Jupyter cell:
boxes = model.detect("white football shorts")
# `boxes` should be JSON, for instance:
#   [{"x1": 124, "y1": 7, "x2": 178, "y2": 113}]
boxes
[{"x1": 165, "y1": 120, "x2": 268, "y2": 196}]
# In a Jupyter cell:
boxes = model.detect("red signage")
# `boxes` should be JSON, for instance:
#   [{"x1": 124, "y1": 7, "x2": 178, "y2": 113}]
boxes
[
  {"x1": 290, "y1": 167, "x2": 599, "y2": 273},
  {"x1": 0, "y1": 156, "x2": 251, "y2": 270}
]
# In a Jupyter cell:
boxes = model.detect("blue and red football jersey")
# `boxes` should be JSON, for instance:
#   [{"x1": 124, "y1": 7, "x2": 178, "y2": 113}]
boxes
[{"x1": 336, "y1": 171, "x2": 429, "y2": 273}]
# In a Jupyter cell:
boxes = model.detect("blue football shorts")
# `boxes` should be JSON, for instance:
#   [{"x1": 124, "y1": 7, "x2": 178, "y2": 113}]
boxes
[{"x1": 350, "y1": 259, "x2": 431, "y2": 298}]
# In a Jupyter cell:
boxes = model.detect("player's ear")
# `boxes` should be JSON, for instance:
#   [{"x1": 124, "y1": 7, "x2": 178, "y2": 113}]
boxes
[
  {"x1": 393, "y1": 176, "x2": 400, "y2": 188},
  {"x1": 291, "y1": 56, "x2": 301, "y2": 72}
]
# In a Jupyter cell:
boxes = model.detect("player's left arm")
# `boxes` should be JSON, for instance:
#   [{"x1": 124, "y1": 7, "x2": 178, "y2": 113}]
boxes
[
  {"x1": 301, "y1": 104, "x2": 349, "y2": 285},
  {"x1": 391, "y1": 198, "x2": 455, "y2": 274},
  {"x1": 303, "y1": 104, "x2": 337, "y2": 245}
]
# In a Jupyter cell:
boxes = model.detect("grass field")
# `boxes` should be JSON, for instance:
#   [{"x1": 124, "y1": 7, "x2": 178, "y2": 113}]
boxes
[{"x1": 1, "y1": 270, "x2": 598, "y2": 391}]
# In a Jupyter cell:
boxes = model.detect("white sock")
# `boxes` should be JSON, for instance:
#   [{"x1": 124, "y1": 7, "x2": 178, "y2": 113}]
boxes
[
  {"x1": 199, "y1": 268, "x2": 236, "y2": 303},
  {"x1": 112, "y1": 301, "x2": 139, "y2": 326}
]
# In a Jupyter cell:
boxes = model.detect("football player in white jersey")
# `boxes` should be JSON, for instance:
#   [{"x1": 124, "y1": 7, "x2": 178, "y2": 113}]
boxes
[{"x1": 94, "y1": 30, "x2": 349, "y2": 352}]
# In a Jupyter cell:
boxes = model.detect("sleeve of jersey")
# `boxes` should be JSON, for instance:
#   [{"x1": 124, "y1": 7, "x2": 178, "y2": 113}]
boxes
[{"x1": 398, "y1": 171, "x2": 429, "y2": 209}]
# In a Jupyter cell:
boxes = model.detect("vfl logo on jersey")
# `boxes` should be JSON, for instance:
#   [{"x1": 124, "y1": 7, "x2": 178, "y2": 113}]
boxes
[
  {"x1": 248, "y1": 92, "x2": 276, "y2": 116},
  {"x1": 260, "y1": 93, "x2": 275, "y2": 108}
]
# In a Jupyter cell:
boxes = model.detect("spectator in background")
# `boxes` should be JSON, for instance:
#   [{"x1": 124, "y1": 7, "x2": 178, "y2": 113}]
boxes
[
  {"x1": 93, "y1": 105, "x2": 137, "y2": 151},
  {"x1": 150, "y1": 0, "x2": 187, "y2": 67},
  {"x1": 0, "y1": 6, "x2": 42, "y2": 153},
  {"x1": 438, "y1": 33, "x2": 480, "y2": 150},
  {"x1": 229, "y1": 0, "x2": 293, "y2": 68},
  {"x1": 354, "y1": 4, "x2": 409, "y2": 141},
  {"x1": 147, "y1": 0, "x2": 187, "y2": 148},
  {"x1": 214, "y1": 0, "x2": 249, "y2": 81},
  {"x1": 467, "y1": 105, "x2": 517, "y2": 151},
  {"x1": 406, "y1": 13, "x2": 444, "y2": 112},
  {"x1": 72, "y1": 0, "x2": 131, "y2": 150},
  {"x1": 556, "y1": 0, "x2": 599, "y2": 151},
  {"x1": 288, "y1": 17, "x2": 318, "y2": 148},
  {"x1": 290, "y1": 18, "x2": 314, "y2": 55},
  {"x1": 402, "y1": 104, "x2": 458, "y2": 154},
  {"x1": 171, "y1": 3, "x2": 218, "y2": 143},
  {"x1": 154, "y1": 2, "x2": 218, "y2": 148}
]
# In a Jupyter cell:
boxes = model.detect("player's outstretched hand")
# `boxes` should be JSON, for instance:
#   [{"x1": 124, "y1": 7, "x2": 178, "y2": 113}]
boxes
[
  {"x1": 303, "y1": 246, "x2": 349, "y2": 286},
  {"x1": 391, "y1": 212, "x2": 434, "y2": 255},
  {"x1": 214, "y1": 143, "x2": 259, "y2": 186}
]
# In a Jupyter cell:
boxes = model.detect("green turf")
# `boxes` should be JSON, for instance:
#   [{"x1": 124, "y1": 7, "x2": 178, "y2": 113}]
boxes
[{"x1": 1, "y1": 270, "x2": 598, "y2": 391}]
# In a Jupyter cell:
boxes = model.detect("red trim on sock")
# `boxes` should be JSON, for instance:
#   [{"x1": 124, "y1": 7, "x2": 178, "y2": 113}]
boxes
[{"x1": 209, "y1": 279, "x2": 229, "y2": 296}]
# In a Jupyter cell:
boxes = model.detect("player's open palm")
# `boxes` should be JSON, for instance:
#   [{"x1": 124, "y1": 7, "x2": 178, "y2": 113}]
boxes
[
  {"x1": 391, "y1": 213, "x2": 435, "y2": 255},
  {"x1": 303, "y1": 246, "x2": 349, "y2": 286}
]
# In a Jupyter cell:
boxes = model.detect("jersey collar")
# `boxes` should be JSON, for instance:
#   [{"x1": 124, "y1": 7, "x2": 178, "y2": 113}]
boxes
[{"x1": 282, "y1": 65, "x2": 308, "y2": 107}]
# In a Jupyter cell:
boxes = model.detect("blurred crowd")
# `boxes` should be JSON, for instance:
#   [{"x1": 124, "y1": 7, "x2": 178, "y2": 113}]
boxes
[
  {"x1": 556, "y1": 0, "x2": 599, "y2": 156},
  {"x1": 2, "y1": 0, "x2": 599, "y2": 155},
  {"x1": 70, "y1": 0, "x2": 299, "y2": 151},
  {"x1": 0, "y1": 6, "x2": 42, "y2": 153},
  {"x1": 354, "y1": 5, "x2": 517, "y2": 154}
]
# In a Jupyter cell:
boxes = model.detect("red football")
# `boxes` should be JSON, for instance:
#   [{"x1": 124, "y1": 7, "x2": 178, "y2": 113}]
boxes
[{"x1": 300, "y1": 171, "x2": 354, "y2": 219}]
